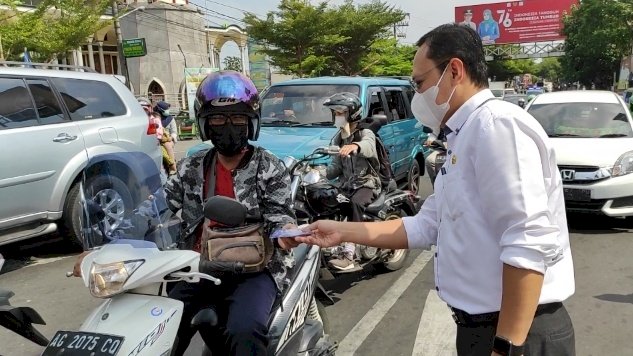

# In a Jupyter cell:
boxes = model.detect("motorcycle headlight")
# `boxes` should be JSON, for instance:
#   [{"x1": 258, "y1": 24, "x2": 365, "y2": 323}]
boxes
[
  {"x1": 303, "y1": 169, "x2": 322, "y2": 185},
  {"x1": 612, "y1": 151, "x2": 633, "y2": 177},
  {"x1": 89, "y1": 260, "x2": 144, "y2": 298}
]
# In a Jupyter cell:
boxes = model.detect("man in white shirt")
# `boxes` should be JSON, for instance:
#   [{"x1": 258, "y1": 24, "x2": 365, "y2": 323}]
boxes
[{"x1": 289, "y1": 24, "x2": 576, "y2": 356}]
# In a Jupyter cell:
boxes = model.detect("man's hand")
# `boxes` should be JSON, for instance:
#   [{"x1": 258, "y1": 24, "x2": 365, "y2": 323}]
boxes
[
  {"x1": 73, "y1": 251, "x2": 92, "y2": 277},
  {"x1": 295, "y1": 220, "x2": 343, "y2": 248},
  {"x1": 339, "y1": 144, "x2": 359, "y2": 157},
  {"x1": 423, "y1": 139, "x2": 433, "y2": 147},
  {"x1": 277, "y1": 223, "x2": 301, "y2": 250}
]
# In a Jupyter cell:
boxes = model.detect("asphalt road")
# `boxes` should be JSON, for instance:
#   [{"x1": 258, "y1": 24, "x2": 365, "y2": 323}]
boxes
[{"x1": 1, "y1": 141, "x2": 633, "y2": 355}]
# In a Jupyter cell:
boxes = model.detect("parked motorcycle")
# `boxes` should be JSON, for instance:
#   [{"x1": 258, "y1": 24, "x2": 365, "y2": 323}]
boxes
[
  {"x1": 39, "y1": 152, "x2": 335, "y2": 356},
  {"x1": 0, "y1": 254, "x2": 49, "y2": 347},
  {"x1": 421, "y1": 126, "x2": 447, "y2": 187},
  {"x1": 282, "y1": 146, "x2": 419, "y2": 275}
]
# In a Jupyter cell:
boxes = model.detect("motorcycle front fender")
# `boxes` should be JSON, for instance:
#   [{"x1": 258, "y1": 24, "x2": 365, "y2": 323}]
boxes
[{"x1": 80, "y1": 294, "x2": 184, "y2": 356}]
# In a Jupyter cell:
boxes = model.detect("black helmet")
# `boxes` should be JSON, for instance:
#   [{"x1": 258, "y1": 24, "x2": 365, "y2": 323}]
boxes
[
  {"x1": 194, "y1": 71, "x2": 260, "y2": 141},
  {"x1": 323, "y1": 92, "x2": 362, "y2": 122},
  {"x1": 305, "y1": 182, "x2": 343, "y2": 216}
]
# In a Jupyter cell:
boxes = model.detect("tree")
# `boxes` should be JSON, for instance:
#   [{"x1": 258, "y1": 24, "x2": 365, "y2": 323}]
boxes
[
  {"x1": 0, "y1": 0, "x2": 111, "y2": 62},
  {"x1": 561, "y1": 0, "x2": 633, "y2": 89},
  {"x1": 362, "y1": 38, "x2": 416, "y2": 76},
  {"x1": 536, "y1": 58, "x2": 562, "y2": 83},
  {"x1": 223, "y1": 56, "x2": 242, "y2": 72},
  {"x1": 244, "y1": 0, "x2": 405, "y2": 77},
  {"x1": 487, "y1": 59, "x2": 537, "y2": 82}
]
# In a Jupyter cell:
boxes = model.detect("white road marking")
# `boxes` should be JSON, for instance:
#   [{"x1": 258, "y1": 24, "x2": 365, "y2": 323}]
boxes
[
  {"x1": 412, "y1": 290, "x2": 457, "y2": 356},
  {"x1": 337, "y1": 250, "x2": 434, "y2": 355},
  {"x1": 25, "y1": 256, "x2": 71, "y2": 267}
]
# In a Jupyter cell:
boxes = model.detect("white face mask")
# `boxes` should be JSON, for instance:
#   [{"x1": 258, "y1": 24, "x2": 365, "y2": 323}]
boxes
[
  {"x1": 334, "y1": 115, "x2": 347, "y2": 128},
  {"x1": 411, "y1": 65, "x2": 456, "y2": 133}
]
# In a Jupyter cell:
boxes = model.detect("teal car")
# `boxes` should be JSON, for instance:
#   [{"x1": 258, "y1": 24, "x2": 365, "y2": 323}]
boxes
[{"x1": 186, "y1": 76, "x2": 430, "y2": 193}]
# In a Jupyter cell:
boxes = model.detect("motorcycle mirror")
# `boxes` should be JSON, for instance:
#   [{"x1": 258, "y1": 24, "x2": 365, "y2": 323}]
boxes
[{"x1": 203, "y1": 196, "x2": 247, "y2": 227}]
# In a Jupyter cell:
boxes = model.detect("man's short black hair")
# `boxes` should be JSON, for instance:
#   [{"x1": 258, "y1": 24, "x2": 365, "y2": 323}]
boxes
[{"x1": 416, "y1": 23, "x2": 489, "y2": 88}]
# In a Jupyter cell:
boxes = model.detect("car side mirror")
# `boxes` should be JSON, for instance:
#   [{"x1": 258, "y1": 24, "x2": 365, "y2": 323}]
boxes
[{"x1": 203, "y1": 196, "x2": 247, "y2": 227}]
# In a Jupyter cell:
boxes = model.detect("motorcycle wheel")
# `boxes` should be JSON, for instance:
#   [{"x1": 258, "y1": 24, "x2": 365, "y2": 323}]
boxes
[
  {"x1": 359, "y1": 245, "x2": 378, "y2": 260},
  {"x1": 379, "y1": 210, "x2": 410, "y2": 271}
]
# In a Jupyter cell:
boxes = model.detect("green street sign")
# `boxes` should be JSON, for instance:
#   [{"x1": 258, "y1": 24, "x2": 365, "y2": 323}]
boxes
[{"x1": 122, "y1": 38, "x2": 147, "y2": 58}]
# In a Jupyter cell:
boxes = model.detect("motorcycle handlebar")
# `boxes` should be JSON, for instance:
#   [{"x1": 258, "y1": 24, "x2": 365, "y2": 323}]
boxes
[{"x1": 198, "y1": 260, "x2": 245, "y2": 275}]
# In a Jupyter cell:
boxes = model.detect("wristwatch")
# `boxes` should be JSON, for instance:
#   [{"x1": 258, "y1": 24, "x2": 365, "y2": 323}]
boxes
[{"x1": 492, "y1": 335, "x2": 525, "y2": 356}]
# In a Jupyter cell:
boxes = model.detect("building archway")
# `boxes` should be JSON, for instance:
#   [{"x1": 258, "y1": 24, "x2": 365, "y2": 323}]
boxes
[
  {"x1": 148, "y1": 80, "x2": 165, "y2": 103},
  {"x1": 206, "y1": 25, "x2": 249, "y2": 74}
]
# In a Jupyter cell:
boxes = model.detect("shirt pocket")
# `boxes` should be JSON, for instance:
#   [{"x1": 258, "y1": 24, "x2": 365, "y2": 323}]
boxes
[{"x1": 440, "y1": 169, "x2": 465, "y2": 222}]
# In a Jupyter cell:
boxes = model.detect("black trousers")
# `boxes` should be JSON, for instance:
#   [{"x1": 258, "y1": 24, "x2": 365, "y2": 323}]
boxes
[
  {"x1": 168, "y1": 271, "x2": 277, "y2": 356},
  {"x1": 344, "y1": 187, "x2": 374, "y2": 222},
  {"x1": 455, "y1": 303, "x2": 575, "y2": 356}
]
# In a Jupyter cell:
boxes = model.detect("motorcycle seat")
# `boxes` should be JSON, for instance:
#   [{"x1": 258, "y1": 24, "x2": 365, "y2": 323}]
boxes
[{"x1": 365, "y1": 192, "x2": 386, "y2": 214}]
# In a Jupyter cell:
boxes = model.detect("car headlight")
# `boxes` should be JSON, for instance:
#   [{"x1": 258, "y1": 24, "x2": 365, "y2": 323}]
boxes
[
  {"x1": 612, "y1": 151, "x2": 633, "y2": 177},
  {"x1": 89, "y1": 260, "x2": 144, "y2": 298}
]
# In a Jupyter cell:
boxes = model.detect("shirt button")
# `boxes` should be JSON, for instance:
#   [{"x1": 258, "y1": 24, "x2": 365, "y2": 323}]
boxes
[
  {"x1": 435, "y1": 286, "x2": 439, "y2": 291},
  {"x1": 447, "y1": 150, "x2": 452, "y2": 155},
  {"x1": 435, "y1": 252, "x2": 438, "y2": 257}
]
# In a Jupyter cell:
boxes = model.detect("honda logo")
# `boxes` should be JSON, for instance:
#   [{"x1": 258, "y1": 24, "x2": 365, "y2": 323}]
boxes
[{"x1": 560, "y1": 169, "x2": 575, "y2": 181}]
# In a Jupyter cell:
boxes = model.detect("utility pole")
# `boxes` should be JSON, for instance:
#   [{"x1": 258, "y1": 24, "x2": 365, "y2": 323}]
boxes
[
  {"x1": 0, "y1": 33, "x2": 4, "y2": 61},
  {"x1": 393, "y1": 13, "x2": 410, "y2": 42},
  {"x1": 111, "y1": 1, "x2": 131, "y2": 89}
]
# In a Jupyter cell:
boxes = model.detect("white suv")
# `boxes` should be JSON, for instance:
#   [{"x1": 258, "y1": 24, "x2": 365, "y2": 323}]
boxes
[
  {"x1": 525, "y1": 90, "x2": 633, "y2": 217},
  {"x1": 0, "y1": 62, "x2": 161, "y2": 246}
]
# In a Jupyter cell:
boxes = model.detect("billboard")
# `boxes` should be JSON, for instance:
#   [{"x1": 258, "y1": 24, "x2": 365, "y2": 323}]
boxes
[
  {"x1": 455, "y1": 0, "x2": 578, "y2": 45},
  {"x1": 247, "y1": 39, "x2": 271, "y2": 91},
  {"x1": 184, "y1": 67, "x2": 218, "y2": 121}
]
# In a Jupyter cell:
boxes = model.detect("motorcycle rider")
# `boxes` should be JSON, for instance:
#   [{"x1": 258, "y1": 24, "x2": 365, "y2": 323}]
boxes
[
  {"x1": 164, "y1": 71, "x2": 298, "y2": 356},
  {"x1": 323, "y1": 92, "x2": 381, "y2": 270},
  {"x1": 74, "y1": 72, "x2": 298, "y2": 355},
  {"x1": 518, "y1": 98, "x2": 526, "y2": 109},
  {"x1": 154, "y1": 101, "x2": 178, "y2": 175}
]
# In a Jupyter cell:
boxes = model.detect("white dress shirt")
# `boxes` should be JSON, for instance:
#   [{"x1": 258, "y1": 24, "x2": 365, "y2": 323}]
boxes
[{"x1": 403, "y1": 89, "x2": 575, "y2": 314}]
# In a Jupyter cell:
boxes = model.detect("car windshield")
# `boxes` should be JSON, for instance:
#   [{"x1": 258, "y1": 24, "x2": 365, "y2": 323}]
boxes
[
  {"x1": 491, "y1": 89, "x2": 504, "y2": 98},
  {"x1": 503, "y1": 95, "x2": 526, "y2": 105},
  {"x1": 260, "y1": 84, "x2": 361, "y2": 127},
  {"x1": 528, "y1": 102, "x2": 633, "y2": 138}
]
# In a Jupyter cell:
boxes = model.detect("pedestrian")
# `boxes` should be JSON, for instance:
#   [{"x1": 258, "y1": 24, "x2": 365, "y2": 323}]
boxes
[
  {"x1": 289, "y1": 23, "x2": 576, "y2": 356},
  {"x1": 154, "y1": 101, "x2": 178, "y2": 174}
]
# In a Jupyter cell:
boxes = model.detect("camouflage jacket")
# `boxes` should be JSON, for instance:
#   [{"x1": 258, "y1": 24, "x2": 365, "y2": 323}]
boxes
[{"x1": 164, "y1": 146, "x2": 296, "y2": 292}]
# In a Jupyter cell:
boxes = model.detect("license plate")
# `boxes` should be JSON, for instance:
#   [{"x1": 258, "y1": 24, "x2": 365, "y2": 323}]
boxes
[
  {"x1": 42, "y1": 331, "x2": 125, "y2": 356},
  {"x1": 563, "y1": 188, "x2": 591, "y2": 202}
]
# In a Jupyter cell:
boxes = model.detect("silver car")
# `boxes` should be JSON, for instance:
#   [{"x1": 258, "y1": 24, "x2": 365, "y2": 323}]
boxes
[{"x1": 0, "y1": 62, "x2": 161, "y2": 246}]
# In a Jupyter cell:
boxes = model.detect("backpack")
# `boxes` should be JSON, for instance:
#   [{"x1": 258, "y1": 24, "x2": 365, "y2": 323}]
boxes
[{"x1": 350, "y1": 126, "x2": 395, "y2": 190}]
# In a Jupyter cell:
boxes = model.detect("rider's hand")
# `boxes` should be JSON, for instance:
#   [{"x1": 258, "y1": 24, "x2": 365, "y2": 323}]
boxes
[
  {"x1": 423, "y1": 139, "x2": 433, "y2": 147},
  {"x1": 277, "y1": 223, "x2": 301, "y2": 250},
  {"x1": 339, "y1": 144, "x2": 359, "y2": 157},
  {"x1": 295, "y1": 220, "x2": 343, "y2": 248},
  {"x1": 73, "y1": 251, "x2": 91, "y2": 277}
]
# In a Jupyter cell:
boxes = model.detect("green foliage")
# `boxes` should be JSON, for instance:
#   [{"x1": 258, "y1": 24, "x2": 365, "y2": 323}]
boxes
[
  {"x1": 244, "y1": 0, "x2": 406, "y2": 77},
  {"x1": 561, "y1": 0, "x2": 633, "y2": 89},
  {"x1": 362, "y1": 38, "x2": 415, "y2": 76},
  {"x1": 222, "y1": 56, "x2": 242, "y2": 72},
  {"x1": 0, "y1": 0, "x2": 111, "y2": 62}
]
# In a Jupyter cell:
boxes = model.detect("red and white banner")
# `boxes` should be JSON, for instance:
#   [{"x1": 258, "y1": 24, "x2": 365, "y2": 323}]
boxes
[{"x1": 454, "y1": 0, "x2": 578, "y2": 45}]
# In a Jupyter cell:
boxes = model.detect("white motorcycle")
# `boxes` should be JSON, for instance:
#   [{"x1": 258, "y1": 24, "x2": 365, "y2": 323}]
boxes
[{"x1": 40, "y1": 151, "x2": 335, "y2": 356}]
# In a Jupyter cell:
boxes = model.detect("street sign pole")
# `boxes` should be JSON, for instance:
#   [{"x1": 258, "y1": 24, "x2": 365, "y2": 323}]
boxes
[{"x1": 111, "y1": 1, "x2": 131, "y2": 90}]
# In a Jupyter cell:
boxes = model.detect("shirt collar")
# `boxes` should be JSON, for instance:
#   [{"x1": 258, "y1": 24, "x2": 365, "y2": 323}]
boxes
[{"x1": 444, "y1": 89, "x2": 495, "y2": 135}]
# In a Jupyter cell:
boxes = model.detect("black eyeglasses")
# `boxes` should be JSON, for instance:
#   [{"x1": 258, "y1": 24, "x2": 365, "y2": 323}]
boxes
[
  {"x1": 206, "y1": 113, "x2": 250, "y2": 126},
  {"x1": 413, "y1": 60, "x2": 451, "y2": 93}
]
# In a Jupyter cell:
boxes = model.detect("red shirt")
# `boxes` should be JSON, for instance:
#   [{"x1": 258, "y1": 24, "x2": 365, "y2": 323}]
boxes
[{"x1": 194, "y1": 159, "x2": 235, "y2": 252}]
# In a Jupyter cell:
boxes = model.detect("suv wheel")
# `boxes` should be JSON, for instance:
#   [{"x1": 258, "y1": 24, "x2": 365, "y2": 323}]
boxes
[
  {"x1": 407, "y1": 159, "x2": 422, "y2": 195},
  {"x1": 63, "y1": 175, "x2": 133, "y2": 245}
]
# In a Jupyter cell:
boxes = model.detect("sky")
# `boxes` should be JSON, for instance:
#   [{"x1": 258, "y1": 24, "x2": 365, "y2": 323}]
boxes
[{"x1": 191, "y1": 0, "x2": 489, "y2": 63}]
